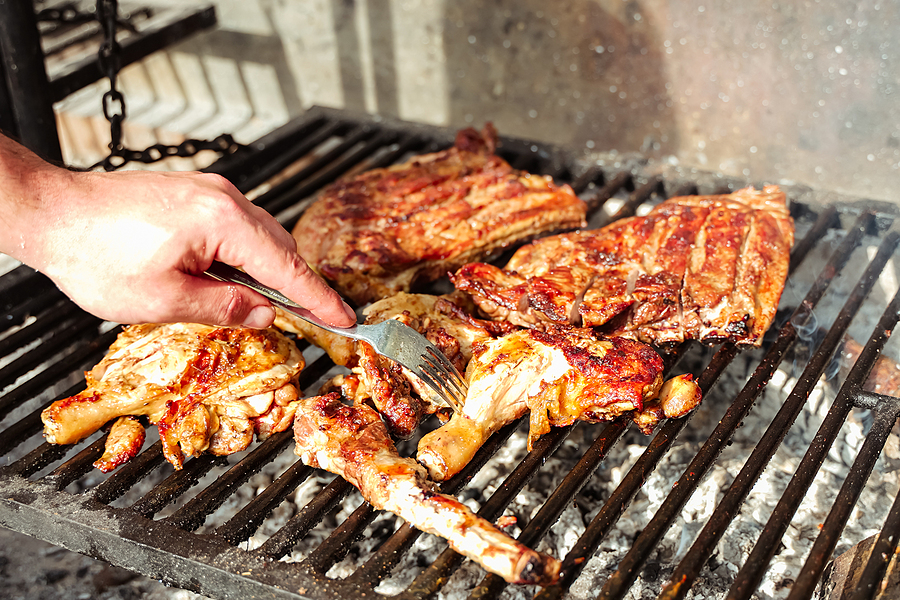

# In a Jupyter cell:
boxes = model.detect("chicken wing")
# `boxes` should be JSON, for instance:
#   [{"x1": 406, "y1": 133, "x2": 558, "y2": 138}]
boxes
[{"x1": 293, "y1": 392, "x2": 561, "y2": 585}]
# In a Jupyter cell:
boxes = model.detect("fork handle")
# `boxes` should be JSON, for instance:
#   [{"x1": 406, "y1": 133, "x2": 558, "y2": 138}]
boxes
[{"x1": 203, "y1": 262, "x2": 361, "y2": 336}]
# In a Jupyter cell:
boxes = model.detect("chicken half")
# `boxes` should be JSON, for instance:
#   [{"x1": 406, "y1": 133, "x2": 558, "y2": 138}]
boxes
[
  {"x1": 417, "y1": 325, "x2": 701, "y2": 481},
  {"x1": 42, "y1": 323, "x2": 305, "y2": 470},
  {"x1": 292, "y1": 124, "x2": 587, "y2": 305},
  {"x1": 293, "y1": 392, "x2": 561, "y2": 586},
  {"x1": 453, "y1": 186, "x2": 794, "y2": 347}
]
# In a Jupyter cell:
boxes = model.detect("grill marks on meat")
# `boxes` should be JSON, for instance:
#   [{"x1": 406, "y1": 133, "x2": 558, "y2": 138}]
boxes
[
  {"x1": 453, "y1": 186, "x2": 794, "y2": 347},
  {"x1": 417, "y1": 325, "x2": 701, "y2": 482},
  {"x1": 42, "y1": 323, "x2": 305, "y2": 470},
  {"x1": 292, "y1": 392, "x2": 561, "y2": 585},
  {"x1": 292, "y1": 124, "x2": 587, "y2": 305}
]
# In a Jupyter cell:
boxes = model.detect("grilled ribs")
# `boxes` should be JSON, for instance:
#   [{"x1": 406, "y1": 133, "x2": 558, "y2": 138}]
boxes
[
  {"x1": 453, "y1": 186, "x2": 794, "y2": 347},
  {"x1": 292, "y1": 392, "x2": 561, "y2": 585},
  {"x1": 417, "y1": 325, "x2": 701, "y2": 482},
  {"x1": 292, "y1": 124, "x2": 587, "y2": 305},
  {"x1": 42, "y1": 323, "x2": 305, "y2": 470}
]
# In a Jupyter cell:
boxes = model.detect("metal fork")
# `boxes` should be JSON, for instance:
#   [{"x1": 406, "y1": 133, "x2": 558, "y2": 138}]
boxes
[{"x1": 204, "y1": 262, "x2": 466, "y2": 412}]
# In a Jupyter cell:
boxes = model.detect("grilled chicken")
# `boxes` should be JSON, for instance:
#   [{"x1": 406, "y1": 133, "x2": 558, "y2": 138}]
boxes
[
  {"x1": 277, "y1": 292, "x2": 516, "y2": 436},
  {"x1": 42, "y1": 323, "x2": 305, "y2": 470},
  {"x1": 292, "y1": 125, "x2": 587, "y2": 305},
  {"x1": 453, "y1": 186, "x2": 794, "y2": 347},
  {"x1": 417, "y1": 325, "x2": 701, "y2": 481},
  {"x1": 293, "y1": 392, "x2": 561, "y2": 585}
]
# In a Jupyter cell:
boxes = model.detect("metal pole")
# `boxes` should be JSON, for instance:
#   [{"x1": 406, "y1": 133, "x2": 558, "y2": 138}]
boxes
[{"x1": 0, "y1": 0, "x2": 62, "y2": 162}]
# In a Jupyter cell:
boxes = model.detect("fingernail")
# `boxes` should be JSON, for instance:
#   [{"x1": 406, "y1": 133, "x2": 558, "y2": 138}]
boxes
[
  {"x1": 243, "y1": 306, "x2": 274, "y2": 329},
  {"x1": 342, "y1": 301, "x2": 357, "y2": 322}
]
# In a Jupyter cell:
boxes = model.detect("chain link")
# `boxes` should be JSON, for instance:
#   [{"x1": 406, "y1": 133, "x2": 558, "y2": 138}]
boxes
[{"x1": 94, "y1": 0, "x2": 242, "y2": 171}]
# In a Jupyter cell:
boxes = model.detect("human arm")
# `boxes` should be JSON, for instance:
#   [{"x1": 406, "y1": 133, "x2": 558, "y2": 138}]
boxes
[{"x1": 0, "y1": 133, "x2": 356, "y2": 328}]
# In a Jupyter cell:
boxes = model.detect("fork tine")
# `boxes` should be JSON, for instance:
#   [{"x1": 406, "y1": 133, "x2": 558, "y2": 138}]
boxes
[
  {"x1": 425, "y1": 347, "x2": 468, "y2": 392},
  {"x1": 422, "y1": 353, "x2": 467, "y2": 403},
  {"x1": 421, "y1": 359, "x2": 466, "y2": 408},
  {"x1": 417, "y1": 364, "x2": 463, "y2": 413}
]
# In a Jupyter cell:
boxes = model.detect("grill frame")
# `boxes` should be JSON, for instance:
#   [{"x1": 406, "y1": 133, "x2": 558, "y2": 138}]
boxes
[{"x1": 1, "y1": 106, "x2": 899, "y2": 600}]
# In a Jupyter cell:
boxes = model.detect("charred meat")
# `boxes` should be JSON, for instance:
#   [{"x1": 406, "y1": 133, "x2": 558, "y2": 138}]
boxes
[
  {"x1": 453, "y1": 186, "x2": 794, "y2": 347},
  {"x1": 292, "y1": 125, "x2": 587, "y2": 305}
]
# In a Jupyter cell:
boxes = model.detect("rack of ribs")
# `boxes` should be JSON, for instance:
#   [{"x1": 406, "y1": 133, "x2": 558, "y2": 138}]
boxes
[
  {"x1": 292, "y1": 124, "x2": 587, "y2": 305},
  {"x1": 452, "y1": 185, "x2": 794, "y2": 347},
  {"x1": 292, "y1": 392, "x2": 561, "y2": 585},
  {"x1": 41, "y1": 323, "x2": 305, "y2": 470}
]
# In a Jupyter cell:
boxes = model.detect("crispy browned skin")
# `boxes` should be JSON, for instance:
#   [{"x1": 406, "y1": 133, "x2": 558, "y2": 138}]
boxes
[
  {"x1": 278, "y1": 292, "x2": 516, "y2": 435},
  {"x1": 93, "y1": 416, "x2": 145, "y2": 473},
  {"x1": 292, "y1": 125, "x2": 587, "y2": 305},
  {"x1": 293, "y1": 392, "x2": 561, "y2": 585},
  {"x1": 417, "y1": 325, "x2": 701, "y2": 481},
  {"x1": 453, "y1": 186, "x2": 794, "y2": 347},
  {"x1": 42, "y1": 323, "x2": 305, "y2": 470}
]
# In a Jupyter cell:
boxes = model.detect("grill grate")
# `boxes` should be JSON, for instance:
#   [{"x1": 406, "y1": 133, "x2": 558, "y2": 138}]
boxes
[{"x1": 1, "y1": 106, "x2": 899, "y2": 600}]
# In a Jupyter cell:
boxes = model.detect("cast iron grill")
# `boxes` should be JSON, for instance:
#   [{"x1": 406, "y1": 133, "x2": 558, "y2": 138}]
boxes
[{"x1": 1, "y1": 106, "x2": 899, "y2": 600}]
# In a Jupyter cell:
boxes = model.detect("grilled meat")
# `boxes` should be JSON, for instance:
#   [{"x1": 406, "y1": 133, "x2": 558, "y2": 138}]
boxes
[
  {"x1": 453, "y1": 186, "x2": 794, "y2": 347},
  {"x1": 292, "y1": 392, "x2": 561, "y2": 585},
  {"x1": 93, "y1": 416, "x2": 145, "y2": 473},
  {"x1": 277, "y1": 292, "x2": 516, "y2": 436},
  {"x1": 42, "y1": 323, "x2": 305, "y2": 470},
  {"x1": 292, "y1": 125, "x2": 587, "y2": 305},
  {"x1": 417, "y1": 325, "x2": 701, "y2": 481}
]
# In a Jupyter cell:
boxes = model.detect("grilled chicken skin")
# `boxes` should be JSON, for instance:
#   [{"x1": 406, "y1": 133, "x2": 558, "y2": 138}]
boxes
[
  {"x1": 453, "y1": 186, "x2": 794, "y2": 347},
  {"x1": 42, "y1": 323, "x2": 305, "y2": 470},
  {"x1": 292, "y1": 124, "x2": 587, "y2": 305},
  {"x1": 417, "y1": 325, "x2": 701, "y2": 482},
  {"x1": 293, "y1": 392, "x2": 561, "y2": 586},
  {"x1": 278, "y1": 292, "x2": 516, "y2": 436}
]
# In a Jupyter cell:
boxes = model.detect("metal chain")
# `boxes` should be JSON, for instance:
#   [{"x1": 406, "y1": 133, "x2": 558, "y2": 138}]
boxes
[{"x1": 94, "y1": 0, "x2": 242, "y2": 171}]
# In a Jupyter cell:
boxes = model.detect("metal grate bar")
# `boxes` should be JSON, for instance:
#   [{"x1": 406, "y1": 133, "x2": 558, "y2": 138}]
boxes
[
  {"x1": 346, "y1": 418, "x2": 524, "y2": 585},
  {"x1": 257, "y1": 124, "x2": 382, "y2": 216},
  {"x1": 130, "y1": 454, "x2": 228, "y2": 519},
  {"x1": 601, "y1": 177, "x2": 665, "y2": 226},
  {"x1": 656, "y1": 224, "x2": 900, "y2": 600},
  {"x1": 43, "y1": 435, "x2": 108, "y2": 491},
  {"x1": 468, "y1": 419, "x2": 631, "y2": 600},
  {"x1": 271, "y1": 129, "x2": 407, "y2": 226},
  {"x1": 255, "y1": 476, "x2": 353, "y2": 560},
  {"x1": 0, "y1": 313, "x2": 101, "y2": 390},
  {"x1": 397, "y1": 424, "x2": 575, "y2": 599},
  {"x1": 90, "y1": 441, "x2": 165, "y2": 505},
  {"x1": 5, "y1": 441, "x2": 75, "y2": 479},
  {"x1": 784, "y1": 289, "x2": 900, "y2": 600},
  {"x1": 596, "y1": 210, "x2": 873, "y2": 599},
  {"x1": 849, "y1": 452, "x2": 900, "y2": 600},
  {"x1": 164, "y1": 430, "x2": 295, "y2": 532},
  {"x1": 215, "y1": 460, "x2": 316, "y2": 546},
  {"x1": 0, "y1": 325, "x2": 120, "y2": 422},
  {"x1": 536, "y1": 341, "x2": 738, "y2": 600},
  {"x1": 0, "y1": 381, "x2": 84, "y2": 456},
  {"x1": 583, "y1": 171, "x2": 633, "y2": 213},
  {"x1": 0, "y1": 297, "x2": 78, "y2": 357}
]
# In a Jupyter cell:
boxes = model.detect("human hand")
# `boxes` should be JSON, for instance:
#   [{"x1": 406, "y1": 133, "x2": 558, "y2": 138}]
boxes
[{"x1": 2, "y1": 144, "x2": 356, "y2": 328}]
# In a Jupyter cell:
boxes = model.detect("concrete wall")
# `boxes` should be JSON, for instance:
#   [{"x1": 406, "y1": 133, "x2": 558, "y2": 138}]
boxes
[{"x1": 58, "y1": 0, "x2": 900, "y2": 201}]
